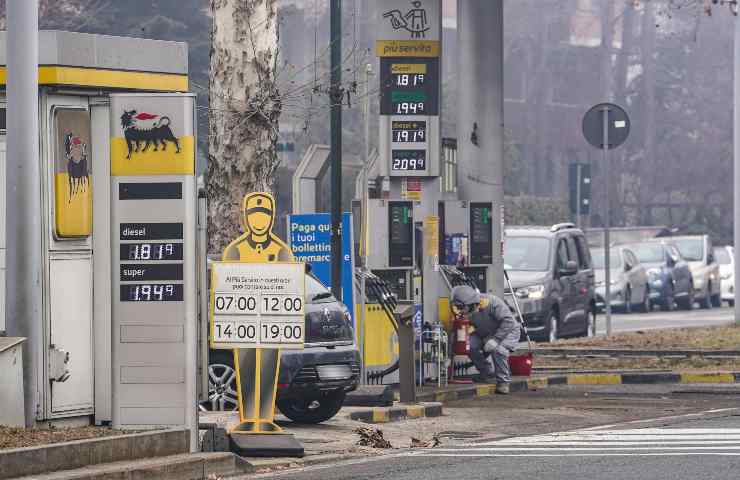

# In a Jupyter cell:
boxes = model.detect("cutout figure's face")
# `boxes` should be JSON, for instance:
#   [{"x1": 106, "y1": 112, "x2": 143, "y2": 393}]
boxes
[
  {"x1": 247, "y1": 211, "x2": 271, "y2": 235},
  {"x1": 242, "y1": 192, "x2": 276, "y2": 236},
  {"x1": 412, "y1": 1, "x2": 422, "y2": 8}
]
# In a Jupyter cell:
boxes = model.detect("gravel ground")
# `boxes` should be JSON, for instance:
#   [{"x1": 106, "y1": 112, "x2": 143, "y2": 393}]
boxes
[
  {"x1": 547, "y1": 324, "x2": 740, "y2": 350},
  {"x1": 0, "y1": 425, "x2": 124, "y2": 450}
]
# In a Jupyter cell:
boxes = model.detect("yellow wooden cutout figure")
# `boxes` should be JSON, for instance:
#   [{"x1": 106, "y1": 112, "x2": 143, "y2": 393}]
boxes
[{"x1": 224, "y1": 192, "x2": 294, "y2": 435}]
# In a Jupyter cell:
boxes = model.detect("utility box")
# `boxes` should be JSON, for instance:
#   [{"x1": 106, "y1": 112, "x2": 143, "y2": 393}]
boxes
[{"x1": 0, "y1": 337, "x2": 25, "y2": 427}]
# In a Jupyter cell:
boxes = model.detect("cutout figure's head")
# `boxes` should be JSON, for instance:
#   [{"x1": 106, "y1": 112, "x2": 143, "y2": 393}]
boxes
[
  {"x1": 241, "y1": 192, "x2": 275, "y2": 236},
  {"x1": 412, "y1": 1, "x2": 422, "y2": 8}
]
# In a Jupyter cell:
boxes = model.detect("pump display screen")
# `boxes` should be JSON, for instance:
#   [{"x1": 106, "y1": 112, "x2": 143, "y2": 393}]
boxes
[
  {"x1": 380, "y1": 58, "x2": 439, "y2": 116},
  {"x1": 470, "y1": 202, "x2": 493, "y2": 265},
  {"x1": 121, "y1": 284, "x2": 184, "y2": 302},
  {"x1": 388, "y1": 201, "x2": 414, "y2": 267},
  {"x1": 392, "y1": 121, "x2": 426, "y2": 143},
  {"x1": 120, "y1": 242, "x2": 183, "y2": 261},
  {"x1": 391, "y1": 150, "x2": 426, "y2": 172}
]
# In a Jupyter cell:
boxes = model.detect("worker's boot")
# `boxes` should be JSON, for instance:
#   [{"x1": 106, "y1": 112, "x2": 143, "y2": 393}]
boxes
[
  {"x1": 495, "y1": 383, "x2": 510, "y2": 395},
  {"x1": 472, "y1": 373, "x2": 496, "y2": 384}
]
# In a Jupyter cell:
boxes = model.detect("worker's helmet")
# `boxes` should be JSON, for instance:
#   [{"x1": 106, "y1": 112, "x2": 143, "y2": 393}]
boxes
[
  {"x1": 241, "y1": 192, "x2": 275, "y2": 235},
  {"x1": 450, "y1": 285, "x2": 481, "y2": 316}
]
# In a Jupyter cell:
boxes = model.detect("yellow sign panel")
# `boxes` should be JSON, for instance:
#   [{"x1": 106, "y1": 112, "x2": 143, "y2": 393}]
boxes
[
  {"x1": 376, "y1": 40, "x2": 440, "y2": 57},
  {"x1": 54, "y1": 109, "x2": 92, "y2": 237},
  {"x1": 0, "y1": 66, "x2": 188, "y2": 92},
  {"x1": 424, "y1": 216, "x2": 439, "y2": 258},
  {"x1": 391, "y1": 63, "x2": 427, "y2": 75},
  {"x1": 111, "y1": 136, "x2": 194, "y2": 176}
]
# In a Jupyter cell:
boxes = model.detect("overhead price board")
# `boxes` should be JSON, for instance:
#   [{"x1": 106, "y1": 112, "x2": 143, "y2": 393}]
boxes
[
  {"x1": 210, "y1": 262, "x2": 306, "y2": 350},
  {"x1": 376, "y1": 0, "x2": 441, "y2": 179}
]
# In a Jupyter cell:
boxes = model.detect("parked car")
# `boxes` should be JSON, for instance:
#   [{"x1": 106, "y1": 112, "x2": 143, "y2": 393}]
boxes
[
  {"x1": 592, "y1": 246, "x2": 649, "y2": 313},
  {"x1": 714, "y1": 245, "x2": 735, "y2": 307},
  {"x1": 207, "y1": 271, "x2": 361, "y2": 424},
  {"x1": 503, "y1": 223, "x2": 596, "y2": 342},
  {"x1": 624, "y1": 241, "x2": 693, "y2": 311},
  {"x1": 671, "y1": 235, "x2": 721, "y2": 309}
]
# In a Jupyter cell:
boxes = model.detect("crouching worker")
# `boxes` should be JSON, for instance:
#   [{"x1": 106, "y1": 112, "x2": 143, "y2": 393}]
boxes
[{"x1": 450, "y1": 285, "x2": 521, "y2": 394}]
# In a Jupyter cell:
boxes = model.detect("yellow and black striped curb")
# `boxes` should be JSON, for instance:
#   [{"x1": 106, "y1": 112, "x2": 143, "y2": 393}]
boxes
[
  {"x1": 348, "y1": 402, "x2": 443, "y2": 424},
  {"x1": 414, "y1": 371, "x2": 740, "y2": 403}
]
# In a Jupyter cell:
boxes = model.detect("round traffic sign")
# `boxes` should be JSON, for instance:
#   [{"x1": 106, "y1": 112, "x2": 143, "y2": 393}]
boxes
[{"x1": 582, "y1": 103, "x2": 630, "y2": 150}]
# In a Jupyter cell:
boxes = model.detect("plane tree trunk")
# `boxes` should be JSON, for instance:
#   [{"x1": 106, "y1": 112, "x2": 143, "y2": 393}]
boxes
[{"x1": 207, "y1": 0, "x2": 280, "y2": 253}]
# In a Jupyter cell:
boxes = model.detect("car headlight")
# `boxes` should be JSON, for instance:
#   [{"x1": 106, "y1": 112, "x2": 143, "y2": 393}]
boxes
[{"x1": 516, "y1": 284, "x2": 545, "y2": 300}]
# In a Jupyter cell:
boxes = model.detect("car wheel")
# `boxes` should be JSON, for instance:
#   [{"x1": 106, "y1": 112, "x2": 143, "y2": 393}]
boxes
[
  {"x1": 678, "y1": 284, "x2": 694, "y2": 310},
  {"x1": 583, "y1": 306, "x2": 596, "y2": 337},
  {"x1": 700, "y1": 284, "x2": 712, "y2": 309},
  {"x1": 547, "y1": 311, "x2": 559, "y2": 342},
  {"x1": 661, "y1": 284, "x2": 675, "y2": 312},
  {"x1": 711, "y1": 293, "x2": 722, "y2": 308},
  {"x1": 638, "y1": 286, "x2": 650, "y2": 313},
  {"x1": 206, "y1": 361, "x2": 239, "y2": 412},
  {"x1": 277, "y1": 391, "x2": 346, "y2": 424},
  {"x1": 623, "y1": 287, "x2": 632, "y2": 314}
]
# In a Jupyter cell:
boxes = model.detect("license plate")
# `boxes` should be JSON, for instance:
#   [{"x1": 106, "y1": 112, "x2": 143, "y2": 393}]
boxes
[{"x1": 316, "y1": 364, "x2": 352, "y2": 381}]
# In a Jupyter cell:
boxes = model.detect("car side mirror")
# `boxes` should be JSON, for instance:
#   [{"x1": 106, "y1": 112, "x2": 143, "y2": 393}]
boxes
[{"x1": 559, "y1": 260, "x2": 578, "y2": 276}]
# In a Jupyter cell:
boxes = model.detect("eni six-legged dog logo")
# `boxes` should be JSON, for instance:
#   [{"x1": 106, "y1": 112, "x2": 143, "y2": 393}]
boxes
[
  {"x1": 383, "y1": 1, "x2": 429, "y2": 39},
  {"x1": 120, "y1": 110, "x2": 181, "y2": 159},
  {"x1": 64, "y1": 133, "x2": 88, "y2": 200}
]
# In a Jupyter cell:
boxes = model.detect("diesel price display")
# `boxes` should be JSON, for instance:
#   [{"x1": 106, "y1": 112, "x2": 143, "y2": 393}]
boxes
[
  {"x1": 380, "y1": 58, "x2": 439, "y2": 116},
  {"x1": 120, "y1": 242, "x2": 183, "y2": 261}
]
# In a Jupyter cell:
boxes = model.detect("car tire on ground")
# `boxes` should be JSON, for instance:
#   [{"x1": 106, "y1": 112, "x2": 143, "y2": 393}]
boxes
[
  {"x1": 661, "y1": 284, "x2": 675, "y2": 312},
  {"x1": 623, "y1": 287, "x2": 632, "y2": 314},
  {"x1": 638, "y1": 286, "x2": 650, "y2": 313},
  {"x1": 277, "y1": 391, "x2": 346, "y2": 424},
  {"x1": 582, "y1": 306, "x2": 596, "y2": 338},
  {"x1": 711, "y1": 293, "x2": 722, "y2": 308},
  {"x1": 700, "y1": 284, "x2": 712, "y2": 309},
  {"x1": 546, "y1": 310, "x2": 559, "y2": 342},
  {"x1": 677, "y1": 284, "x2": 694, "y2": 310},
  {"x1": 205, "y1": 350, "x2": 239, "y2": 412}
]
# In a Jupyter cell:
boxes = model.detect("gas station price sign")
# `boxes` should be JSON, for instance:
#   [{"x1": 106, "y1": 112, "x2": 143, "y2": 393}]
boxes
[
  {"x1": 392, "y1": 121, "x2": 426, "y2": 143},
  {"x1": 391, "y1": 149, "x2": 426, "y2": 172},
  {"x1": 210, "y1": 262, "x2": 306, "y2": 350},
  {"x1": 380, "y1": 58, "x2": 439, "y2": 116}
]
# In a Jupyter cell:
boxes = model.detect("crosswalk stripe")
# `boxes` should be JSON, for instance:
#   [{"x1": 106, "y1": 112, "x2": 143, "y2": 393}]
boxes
[{"x1": 412, "y1": 427, "x2": 740, "y2": 458}]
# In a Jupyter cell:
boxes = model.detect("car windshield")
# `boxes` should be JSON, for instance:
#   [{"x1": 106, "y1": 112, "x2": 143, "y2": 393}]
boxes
[
  {"x1": 714, "y1": 247, "x2": 732, "y2": 265},
  {"x1": 591, "y1": 249, "x2": 622, "y2": 269},
  {"x1": 630, "y1": 244, "x2": 665, "y2": 264},
  {"x1": 503, "y1": 237, "x2": 551, "y2": 272},
  {"x1": 306, "y1": 273, "x2": 336, "y2": 303},
  {"x1": 673, "y1": 238, "x2": 704, "y2": 262}
]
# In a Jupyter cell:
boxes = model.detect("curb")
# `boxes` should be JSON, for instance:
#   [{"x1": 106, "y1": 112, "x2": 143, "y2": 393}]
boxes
[
  {"x1": 414, "y1": 371, "x2": 740, "y2": 403},
  {"x1": 348, "y1": 402, "x2": 444, "y2": 424}
]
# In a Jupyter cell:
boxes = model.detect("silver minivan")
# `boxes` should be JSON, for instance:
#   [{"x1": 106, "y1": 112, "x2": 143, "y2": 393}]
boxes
[{"x1": 593, "y1": 246, "x2": 649, "y2": 313}]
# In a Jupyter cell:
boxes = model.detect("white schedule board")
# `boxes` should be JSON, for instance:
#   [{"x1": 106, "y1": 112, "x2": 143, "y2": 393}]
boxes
[{"x1": 210, "y1": 262, "x2": 306, "y2": 350}]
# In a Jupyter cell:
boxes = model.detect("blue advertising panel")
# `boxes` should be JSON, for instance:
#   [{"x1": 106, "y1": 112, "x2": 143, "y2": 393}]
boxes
[{"x1": 288, "y1": 213, "x2": 355, "y2": 319}]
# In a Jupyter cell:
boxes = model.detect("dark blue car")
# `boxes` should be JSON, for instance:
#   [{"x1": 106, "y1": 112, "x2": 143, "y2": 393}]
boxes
[{"x1": 623, "y1": 241, "x2": 693, "y2": 311}]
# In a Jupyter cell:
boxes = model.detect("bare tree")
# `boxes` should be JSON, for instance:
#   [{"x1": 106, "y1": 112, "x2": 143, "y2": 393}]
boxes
[{"x1": 207, "y1": 0, "x2": 281, "y2": 253}]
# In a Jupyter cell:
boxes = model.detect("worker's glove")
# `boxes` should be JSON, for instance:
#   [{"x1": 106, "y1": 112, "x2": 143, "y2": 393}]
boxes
[{"x1": 483, "y1": 338, "x2": 500, "y2": 353}]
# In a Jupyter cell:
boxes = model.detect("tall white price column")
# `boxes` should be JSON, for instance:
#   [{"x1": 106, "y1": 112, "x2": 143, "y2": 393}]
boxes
[{"x1": 110, "y1": 93, "x2": 197, "y2": 450}]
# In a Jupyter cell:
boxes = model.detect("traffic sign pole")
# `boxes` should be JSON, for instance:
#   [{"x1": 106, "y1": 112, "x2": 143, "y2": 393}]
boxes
[
  {"x1": 576, "y1": 164, "x2": 582, "y2": 228},
  {"x1": 602, "y1": 106, "x2": 612, "y2": 337},
  {"x1": 583, "y1": 102, "x2": 629, "y2": 338}
]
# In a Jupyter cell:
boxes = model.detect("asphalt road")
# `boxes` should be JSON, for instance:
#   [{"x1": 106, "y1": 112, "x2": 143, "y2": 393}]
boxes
[
  {"x1": 594, "y1": 304, "x2": 734, "y2": 335},
  {"x1": 253, "y1": 385, "x2": 740, "y2": 480}
]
